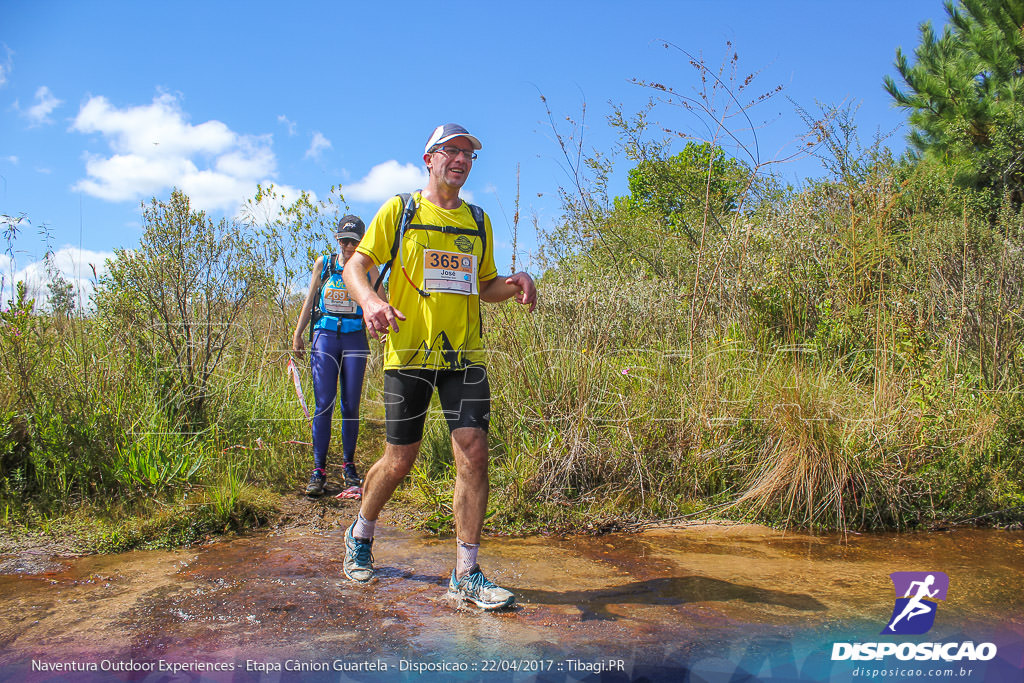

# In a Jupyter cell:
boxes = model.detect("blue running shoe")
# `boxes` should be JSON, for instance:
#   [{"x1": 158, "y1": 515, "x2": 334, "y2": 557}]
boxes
[
  {"x1": 447, "y1": 564, "x2": 515, "y2": 610},
  {"x1": 343, "y1": 522, "x2": 374, "y2": 583}
]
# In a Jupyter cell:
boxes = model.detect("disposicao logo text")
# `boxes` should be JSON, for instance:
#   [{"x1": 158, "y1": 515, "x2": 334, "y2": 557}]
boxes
[{"x1": 831, "y1": 571, "x2": 997, "y2": 663}]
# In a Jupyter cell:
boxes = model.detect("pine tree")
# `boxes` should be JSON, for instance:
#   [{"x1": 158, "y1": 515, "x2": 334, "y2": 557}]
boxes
[{"x1": 884, "y1": 0, "x2": 1024, "y2": 202}]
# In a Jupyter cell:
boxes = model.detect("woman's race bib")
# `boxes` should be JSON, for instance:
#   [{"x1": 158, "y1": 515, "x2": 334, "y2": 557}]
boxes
[{"x1": 322, "y1": 275, "x2": 357, "y2": 314}]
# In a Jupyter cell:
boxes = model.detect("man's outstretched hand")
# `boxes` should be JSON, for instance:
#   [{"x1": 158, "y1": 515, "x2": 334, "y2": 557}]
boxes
[
  {"x1": 362, "y1": 299, "x2": 407, "y2": 340},
  {"x1": 506, "y1": 272, "x2": 537, "y2": 312}
]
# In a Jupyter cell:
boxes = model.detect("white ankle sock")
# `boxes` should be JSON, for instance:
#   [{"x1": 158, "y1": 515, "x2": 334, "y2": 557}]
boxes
[
  {"x1": 352, "y1": 512, "x2": 375, "y2": 539},
  {"x1": 456, "y1": 538, "x2": 479, "y2": 579}
]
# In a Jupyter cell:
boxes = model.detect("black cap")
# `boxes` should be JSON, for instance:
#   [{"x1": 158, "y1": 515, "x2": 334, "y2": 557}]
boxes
[{"x1": 335, "y1": 215, "x2": 364, "y2": 240}]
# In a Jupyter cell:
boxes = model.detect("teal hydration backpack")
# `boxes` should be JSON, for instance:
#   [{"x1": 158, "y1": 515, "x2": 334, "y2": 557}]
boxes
[{"x1": 310, "y1": 253, "x2": 363, "y2": 341}]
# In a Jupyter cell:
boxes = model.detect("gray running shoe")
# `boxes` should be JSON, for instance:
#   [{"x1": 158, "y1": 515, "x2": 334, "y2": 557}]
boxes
[
  {"x1": 305, "y1": 469, "x2": 326, "y2": 496},
  {"x1": 343, "y1": 522, "x2": 374, "y2": 583},
  {"x1": 447, "y1": 565, "x2": 515, "y2": 610},
  {"x1": 343, "y1": 463, "x2": 362, "y2": 487}
]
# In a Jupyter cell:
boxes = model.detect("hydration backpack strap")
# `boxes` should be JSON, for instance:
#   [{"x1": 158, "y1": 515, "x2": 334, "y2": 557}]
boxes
[
  {"x1": 318, "y1": 253, "x2": 338, "y2": 284},
  {"x1": 405, "y1": 203, "x2": 486, "y2": 244},
  {"x1": 467, "y1": 203, "x2": 487, "y2": 258},
  {"x1": 466, "y1": 204, "x2": 487, "y2": 338},
  {"x1": 310, "y1": 254, "x2": 332, "y2": 342},
  {"x1": 372, "y1": 192, "x2": 417, "y2": 292}
]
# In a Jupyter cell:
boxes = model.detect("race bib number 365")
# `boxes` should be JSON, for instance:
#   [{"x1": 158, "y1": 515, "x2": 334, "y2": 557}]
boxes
[{"x1": 424, "y1": 250, "x2": 477, "y2": 295}]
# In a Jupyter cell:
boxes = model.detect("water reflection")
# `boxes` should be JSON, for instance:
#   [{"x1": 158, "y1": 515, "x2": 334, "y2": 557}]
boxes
[{"x1": 513, "y1": 575, "x2": 827, "y2": 621}]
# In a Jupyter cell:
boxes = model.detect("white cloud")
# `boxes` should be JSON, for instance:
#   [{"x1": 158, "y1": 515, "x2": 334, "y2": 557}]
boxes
[
  {"x1": 178, "y1": 169, "x2": 259, "y2": 213},
  {"x1": 6, "y1": 156, "x2": 17, "y2": 165},
  {"x1": 277, "y1": 114, "x2": 296, "y2": 136},
  {"x1": 1, "y1": 245, "x2": 114, "y2": 311},
  {"x1": 75, "y1": 153, "x2": 196, "y2": 202},
  {"x1": 344, "y1": 160, "x2": 429, "y2": 202},
  {"x1": 214, "y1": 136, "x2": 275, "y2": 178},
  {"x1": 305, "y1": 131, "x2": 331, "y2": 160},
  {"x1": 24, "y1": 85, "x2": 61, "y2": 126},
  {"x1": 70, "y1": 92, "x2": 279, "y2": 212},
  {"x1": 74, "y1": 93, "x2": 234, "y2": 157},
  {"x1": 0, "y1": 45, "x2": 11, "y2": 88}
]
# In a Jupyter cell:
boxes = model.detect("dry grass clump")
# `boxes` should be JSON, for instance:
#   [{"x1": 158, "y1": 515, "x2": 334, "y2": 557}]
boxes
[{"x1": 727, "y1": 359, "x2": 894, "y2": 529}]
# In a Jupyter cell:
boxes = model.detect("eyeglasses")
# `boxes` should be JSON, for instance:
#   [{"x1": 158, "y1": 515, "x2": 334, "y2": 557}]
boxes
[
  {"x1": 432, "y1": 145, "x2": 478, "y2": 160},
  {"x1": 338, "y1": 238, "x2": 359, "y2": 247}
]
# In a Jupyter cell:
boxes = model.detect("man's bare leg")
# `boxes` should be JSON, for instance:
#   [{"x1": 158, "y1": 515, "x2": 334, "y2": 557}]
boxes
[
  {"x1": 451, "y1": 427, "x2": 488, "y2": 578},
  {"x1": 359, "y1": 441, "x2": 421, "y2": 523},
  {"x1": 447, "y1": 426, "x2": 513, "y2": 609},
  {"x1": 344, "y1": 441, "x2": 420, "y2": 582},
  {"x1": 451, "y1": 428, "x2": 489, "y2": 542}
]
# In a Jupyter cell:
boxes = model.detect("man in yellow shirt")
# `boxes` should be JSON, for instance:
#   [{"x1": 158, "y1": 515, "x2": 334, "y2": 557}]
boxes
[{"x1": 342, "y1": 124, "x2": 536, "y2": 610}]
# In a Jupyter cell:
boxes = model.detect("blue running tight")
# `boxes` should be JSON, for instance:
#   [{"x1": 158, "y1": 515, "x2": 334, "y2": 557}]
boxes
[{"x1": 311, "y1": 329, "x2": 369, "y2": 470}]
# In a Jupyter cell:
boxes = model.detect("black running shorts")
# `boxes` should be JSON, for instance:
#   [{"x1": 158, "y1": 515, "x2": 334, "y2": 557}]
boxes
[{"x1": 383, "y1": 366, "x2": 491, "y2": 445}]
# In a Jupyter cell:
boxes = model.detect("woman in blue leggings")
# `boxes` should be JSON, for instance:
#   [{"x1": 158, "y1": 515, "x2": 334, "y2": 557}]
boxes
[{"x1": 292, "y1": 215, "x2": 380, "y2": 496}]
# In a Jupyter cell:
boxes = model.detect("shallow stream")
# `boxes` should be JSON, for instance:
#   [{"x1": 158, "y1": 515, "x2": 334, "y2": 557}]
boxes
[{"x1": 0, "y1": 524, "x2": 1021, "y2": 681}]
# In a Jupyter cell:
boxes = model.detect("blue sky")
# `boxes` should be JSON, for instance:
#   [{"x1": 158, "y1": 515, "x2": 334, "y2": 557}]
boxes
[{"x1": 1, "y1": 1, "x2": 949, "y2": 305}]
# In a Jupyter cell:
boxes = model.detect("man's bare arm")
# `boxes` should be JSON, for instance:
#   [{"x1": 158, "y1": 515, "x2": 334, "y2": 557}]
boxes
[
  {"x1": 343, "y1": 251, "x2": 406, "y2": 339},
  {"x1": 479, "y1": 271, "x2": 537, "y2": 312}
]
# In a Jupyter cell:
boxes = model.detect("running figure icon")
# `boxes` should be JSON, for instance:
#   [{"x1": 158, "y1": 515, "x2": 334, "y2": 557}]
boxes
[{"x1": 886, "y1": 574, "x2": 939, "y2": 632}]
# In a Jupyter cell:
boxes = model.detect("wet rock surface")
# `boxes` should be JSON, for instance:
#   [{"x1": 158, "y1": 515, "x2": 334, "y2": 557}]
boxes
[{"x1": 0, "y1": 520, "x2": 1021, "y2": 681}]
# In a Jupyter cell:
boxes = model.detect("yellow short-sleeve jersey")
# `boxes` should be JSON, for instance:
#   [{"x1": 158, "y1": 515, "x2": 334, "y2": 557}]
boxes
[{"x1": 357, "y1": 193, "x2": 498, "y2": 370}]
